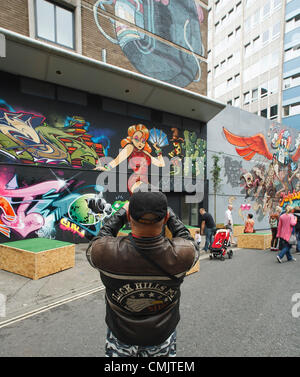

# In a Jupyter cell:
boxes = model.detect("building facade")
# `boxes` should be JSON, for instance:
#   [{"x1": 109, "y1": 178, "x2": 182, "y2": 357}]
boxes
[
  {"x1": 0, "y1": 0, "x2": 225, "y2": 243},
  {"x1": 207, "y1": 0, "x2": 300, "y2": 128}
]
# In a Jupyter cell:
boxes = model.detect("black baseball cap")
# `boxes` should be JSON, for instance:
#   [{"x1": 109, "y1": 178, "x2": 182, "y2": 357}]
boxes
[{"x1": 129, "y1": 191, "x2": 168, "y2": 224}]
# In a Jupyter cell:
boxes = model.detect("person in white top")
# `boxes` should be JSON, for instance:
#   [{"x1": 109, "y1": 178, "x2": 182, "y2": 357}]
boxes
[{"x1": 225, "y1": 204, "x2": 235, "y2": 245}]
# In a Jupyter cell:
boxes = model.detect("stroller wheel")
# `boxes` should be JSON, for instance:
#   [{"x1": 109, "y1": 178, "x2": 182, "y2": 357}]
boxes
[
  {"x1": 228, "y1": 250, "x2": 233, "y2": 259},
  {"x1": 209, "y1": 255, "x2": 213, "y2": 260},
  {"x1": 220, "y1": 255, "x2": 225, "y2": 261}
]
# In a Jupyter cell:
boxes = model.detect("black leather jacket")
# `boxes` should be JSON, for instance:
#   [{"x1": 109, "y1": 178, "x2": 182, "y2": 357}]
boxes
[{"x1": 86, "y1": 207, "x2": 199, "y2": 346}]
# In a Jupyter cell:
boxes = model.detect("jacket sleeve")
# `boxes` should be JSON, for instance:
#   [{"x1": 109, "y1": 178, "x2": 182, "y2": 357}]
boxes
[{"x1": 86, "y1": 207, "x2": 128, "y2": 267}]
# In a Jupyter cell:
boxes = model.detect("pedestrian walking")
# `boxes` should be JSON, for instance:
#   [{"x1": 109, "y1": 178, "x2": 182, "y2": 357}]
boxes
[
  {"x1": 86, "y1": 191, "x2": 199, "y2": 357},
  {"x1": 269, "y1": 207, "x2": 281, "y2": 251},
  {"x1": 224, "y1": 204, "x2": 235, "y2": 245},
  {"x1": 199, "y1": 208, "x2": 216, "y2": 252},
  {"x1": 276, "y1": 205, "x2": 297, "y2": 263},
  {"x1": 293, "y1": 206, "x2": 300, "y2": 253}
]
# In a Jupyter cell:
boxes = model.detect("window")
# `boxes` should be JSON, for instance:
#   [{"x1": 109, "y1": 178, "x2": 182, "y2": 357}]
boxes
[
  {"x1": 270, "y1": 105, "x2": 278, "y2": 119},
  {"x1": 253, "y1": 36, "x2": 260, "y2": 51},
  {"x1": 273, "y1": 0, "x2": 281, "y2": 9},
  {"x1": 227, "y1": 77, "x2": 233, "y2": 88},
  {"x1": 261, "y1": 83, "x2": 268, "y2": 97},
  {"x1": 261, "y1": 108, "x2": 268, "y2": 118},
  {"x1": 263, "y1": 1, "x2": 270, "y2": 18},
  {"x1": 252, "y1": 88, "x2": 258, "y2": 102},
  {"x1": 227, "y1": 100, "x2": 233, "y2": 105},
  {"x1": 262, "y1": 29, "x2": 269, "y2": 45},
  {"x1": 233, "y1": 96, "x2": 240, "y2": 107},
  {"x1": 252, "y1": 9, "x2": 260, "y2": 26},
  {"x1": 244, "y1": 91, "x2": 250, "y2": 104},
  {"x1": 272, "y1": 22, "x2": 280, "y2": 38},
  {"x1": 35, "y1": 0, "x2": 74, "y2": 49},
  {"x1": 244, "y1": 43, "x2": 251, "y2": 57}
]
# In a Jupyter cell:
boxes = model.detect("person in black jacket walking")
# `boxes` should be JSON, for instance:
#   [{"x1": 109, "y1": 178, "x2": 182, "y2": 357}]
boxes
[{"x1": 86, "y1": 191, "x2": 199, "y2": 357}]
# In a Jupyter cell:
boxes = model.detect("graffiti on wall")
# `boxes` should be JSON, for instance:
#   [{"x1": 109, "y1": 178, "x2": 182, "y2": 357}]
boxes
[
  {"x1": 93, "y1": 0, "x2": 205, "y2": 87},
  {"x1": 223, "y1": 125, "x2": 300, "y2": 215},
  {"x1": 0, "y1": 166, "x2": 127, "y2": 243},
  {"x1": 96, "y1": 124, "x2": 206, "y2": 193},
  {"x1": 0, "y1": 103, "x2": 113, "y2": 168}
]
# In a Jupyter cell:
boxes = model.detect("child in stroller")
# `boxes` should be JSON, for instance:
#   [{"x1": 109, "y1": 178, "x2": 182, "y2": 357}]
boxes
[{"x1": 209, "y1": 228, "x2": 233, "y2": 261}]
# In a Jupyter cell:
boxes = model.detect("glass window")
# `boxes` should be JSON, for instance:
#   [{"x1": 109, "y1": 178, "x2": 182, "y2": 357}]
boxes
[
  {"x1": 234, "y1": 96, "x2": 240, "y2": 107},
  {"x1": 263, "y1": 1, "x2": 270, "y2": 18},
  {"x1": 244, "y1": 91, "x2": 250, "y2": 104},
  {"x1": 36, "y1": 0, "x2": 55, "y2": 42},
  {"x1": 273, "y1": 0, "x2": 281, "y2": 8},
  {"x1": 252, "y1": 88, "x2": 258, "y2": 101},
  {"x1": 261, "y1": 83, "x2": 268, "y2": 97},
  {"x1": 244, "y1": 43, "x2": 251, "y2": 56},
  {"x1": 262, "y1": 29, "x2": 269, "y2": 44},
  {"x1": 283, "y1": 105, "x2": 289, "y2": 117},
  {"x1": 272, "y1": 22, "x2": 280, "y2": 38},
  {"x1": 261, "y1": 108, "x2": 268, "y2": 118},
  {"x1": 35, "y1": 0, "x2": 74, "y2": 49},
  {"x1": 270, "y1": 105, "x2": 278, "y2": 118}
]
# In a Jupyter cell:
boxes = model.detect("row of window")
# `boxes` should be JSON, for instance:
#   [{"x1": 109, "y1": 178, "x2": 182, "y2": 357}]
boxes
[
  {"x1": 244, "y1": 0, "x2": 281, "y2": 33},
  {"x1": 283, "y1": 74, "x2": 300, "y2": 90},
  {"x1": 213, "y1": 2, "x2": 242, "y2": 32},
  {"x1": 243, "y1": 81, "x2": 278, "y2": 105},
  {"x1": 283, "y1": 103, "x2": 300, "y2": 117},
  {"x1": 243, "y1": 52, "x2": 279, "y2": 83},
  {"x1": 284, "y1": 44, "x2": 300, "y2": 62},
  {"x1": 226, "y1": 98, "x2": 278, "y2": 120}
]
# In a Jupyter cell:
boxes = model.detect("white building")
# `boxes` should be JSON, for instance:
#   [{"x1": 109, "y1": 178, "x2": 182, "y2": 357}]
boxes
[{"x1": 207, "y1": 0, "x2": 300, "y2": 129}]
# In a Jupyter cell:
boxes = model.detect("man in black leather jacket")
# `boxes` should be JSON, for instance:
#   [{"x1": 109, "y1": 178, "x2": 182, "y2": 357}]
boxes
[{"x1": 86, "y1": 191, "x2": 199, "y2": 357}]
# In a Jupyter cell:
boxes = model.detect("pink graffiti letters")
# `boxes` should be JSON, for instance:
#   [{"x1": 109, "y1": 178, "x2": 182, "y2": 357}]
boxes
[{"x1": 0, "y1": 177, "x2": 65, "y2": 238}]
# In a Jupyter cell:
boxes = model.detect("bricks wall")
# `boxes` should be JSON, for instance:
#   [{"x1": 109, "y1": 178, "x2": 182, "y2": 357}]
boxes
[
  {"x1": 0, "y1": 0, "x2": 29, "y2": 36},
  {"x1": 0, "y1": 0, "x2": 207, "y2": 95}
]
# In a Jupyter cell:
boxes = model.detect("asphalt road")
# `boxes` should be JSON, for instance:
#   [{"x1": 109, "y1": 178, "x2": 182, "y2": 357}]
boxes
[{"x1": 0, "y1": 248, "x2": 299, "y2": 357}]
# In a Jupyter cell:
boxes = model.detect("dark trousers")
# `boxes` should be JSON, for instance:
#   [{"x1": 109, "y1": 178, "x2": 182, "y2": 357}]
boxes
[{"x1": 271, "y1": 227, "x2": 278, "y2": 248}]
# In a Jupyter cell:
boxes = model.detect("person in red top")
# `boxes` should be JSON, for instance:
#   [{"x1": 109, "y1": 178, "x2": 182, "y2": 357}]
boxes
[
  {"x1": 244, "y1": 214, "x2": 255, "y2": 233},
  {"x1": 276, "y1": 205, "x2": 297, "y2": 263},
  {"x1": 94, "y1": 124, "x2": 165, "y2": 193}
]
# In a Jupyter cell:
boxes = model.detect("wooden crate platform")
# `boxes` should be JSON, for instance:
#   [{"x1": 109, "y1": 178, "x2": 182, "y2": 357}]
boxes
[
  {"x1": 0, "y1": 238, "x2": 75, "y2": 280},
  {"x1": 186, "y1": 259, "x2": 200, "y2": 276},
  {"x1": 237, "y1": 232, "x2": 272, "y2": 250}
]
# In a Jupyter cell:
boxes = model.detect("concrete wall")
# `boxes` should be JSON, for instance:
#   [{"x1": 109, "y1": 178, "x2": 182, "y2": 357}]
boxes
[{"x1": 207, "y1": 105, "x2": 300, "y2": 230}]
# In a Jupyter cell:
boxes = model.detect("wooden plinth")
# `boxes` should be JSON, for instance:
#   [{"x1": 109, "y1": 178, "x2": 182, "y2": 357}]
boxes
[
  {"x1": 0, "y1": 238, "x2": 75, "y2": 280},
  {"x1": 186, "y1": 259, "x2": 200, "y2": 276},
  {"x1": 237, "y1": 233, "x2": 272, "y2": 250},
  {"x1": 233, "y1": 225, "x2": 245, "y2": 237}
]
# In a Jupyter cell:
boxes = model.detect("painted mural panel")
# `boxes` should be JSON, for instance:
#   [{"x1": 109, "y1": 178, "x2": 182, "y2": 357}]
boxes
[
  {"x1": 91, "y1": 0, "x2": 206, "y2": 89},
  {"x1": 207, "y1": 107, "x2": 300, "y2": 228},
  {"x1": 0, "y1": 165, "x2": 127, "y2": 243},
  {"x1": 0, "y1": 92, "x2": 205, "y2": 242}
]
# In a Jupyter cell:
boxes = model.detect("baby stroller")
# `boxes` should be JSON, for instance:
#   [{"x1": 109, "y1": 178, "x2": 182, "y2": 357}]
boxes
[{"x1": 209, "y1": 229, "x2": 233, "y2": 261}]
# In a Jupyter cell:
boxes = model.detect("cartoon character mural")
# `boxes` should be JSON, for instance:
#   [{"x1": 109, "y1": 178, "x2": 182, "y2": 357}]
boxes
[
  {"x1": 95, "y1": 124, "x2": 168, "y2": 193},
  {"x1": 93, "y1": 0, "x2": 205, "y2": 87},
  {"x1": 223, "y1": 125, "x2": 300, "y2": 215}
]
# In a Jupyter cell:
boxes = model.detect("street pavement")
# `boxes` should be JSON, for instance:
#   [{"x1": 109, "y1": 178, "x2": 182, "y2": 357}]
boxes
[{"x1": 0, "y1": 242, "x2": 299, "y2": 357}]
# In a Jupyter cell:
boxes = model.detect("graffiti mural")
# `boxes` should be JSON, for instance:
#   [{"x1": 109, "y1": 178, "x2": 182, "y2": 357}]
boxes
[
  {"x1": 0, "y1": 104, "x2": 112, "y2": 168},
  {"x1": 95, "y1": 124, "x2": 206, "y2": 194},
  {"x1": 93, "y1": 0, "x2": 205, "y2": 87},
  {"x1": 223, "y1": 125, "x2": 300, "y2": 215},
  {"x1": 0, "y1": 166, "x2": 127, "y2": 243}
]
